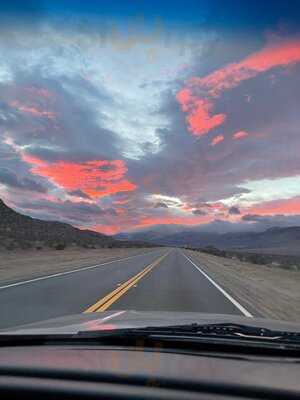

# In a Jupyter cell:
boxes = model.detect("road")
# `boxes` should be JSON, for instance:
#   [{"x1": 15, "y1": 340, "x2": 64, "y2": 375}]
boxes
[{"x1": 0, "y1": 248, "x2": 253, "y2": 329}]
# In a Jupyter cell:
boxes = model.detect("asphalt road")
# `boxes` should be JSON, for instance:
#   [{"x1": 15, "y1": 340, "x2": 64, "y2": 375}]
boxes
[{"x1": 0, "y1": 248, "x2": 252, "y2": 329}]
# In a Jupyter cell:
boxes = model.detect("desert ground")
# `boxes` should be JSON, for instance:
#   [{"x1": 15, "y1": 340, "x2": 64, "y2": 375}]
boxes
[
  {"x1": 0, "y1": 247, "x2": 154, "y2": 286},
  {"x1": 186, "y1": 249, "x2": 300, "y2": 322}
]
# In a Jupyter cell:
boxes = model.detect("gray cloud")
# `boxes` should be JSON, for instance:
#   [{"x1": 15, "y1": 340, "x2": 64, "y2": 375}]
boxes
[
  {"x1": 154, "y1": 202, "x2": 168, "y2": 208},
  {"x1": 241, "y1": 214, "x2": 300, "y2": 229},
  {"x1": 13, "y1": 198, "x2": 107, "y2": 225},
  {"x1": 68, "y1": 189, "x2": 91, "y2": 199},
  {"x1": 228, "y1": 206, "x2": 241, "y2": 215},
  {"x1": 0, "y1": 167, "x2": 47, "y2": 193},
  {"x1": 0, "y1": 74, "x2": 121, "y2": 163},
  {"x1": 192, "y1": 209, "x2": 207, "y2": 215}
]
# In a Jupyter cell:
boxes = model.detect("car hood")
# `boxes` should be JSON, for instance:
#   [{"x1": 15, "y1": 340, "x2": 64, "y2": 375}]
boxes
[{"x1": 1, "y1": 311, "x2": 300, "y2": 335}]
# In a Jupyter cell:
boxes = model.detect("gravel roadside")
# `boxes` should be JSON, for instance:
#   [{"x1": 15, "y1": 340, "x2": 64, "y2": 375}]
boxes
[
  {"x1": 0, "y1": 247, "x2": 155, "y2": 286},
  {"x1": 184, "y1": 249, "x2": 300, "y2": 322}
]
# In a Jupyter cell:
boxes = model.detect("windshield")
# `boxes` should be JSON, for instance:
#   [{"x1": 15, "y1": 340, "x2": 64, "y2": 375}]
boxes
[{"x1": 0, "y1": 0, "x2": 299, "y2": 336}]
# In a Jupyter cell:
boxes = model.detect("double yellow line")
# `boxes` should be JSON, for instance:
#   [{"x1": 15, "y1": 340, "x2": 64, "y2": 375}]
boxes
[{"x1": 84, "y1": 251, "x2": 170, "y2": 313}]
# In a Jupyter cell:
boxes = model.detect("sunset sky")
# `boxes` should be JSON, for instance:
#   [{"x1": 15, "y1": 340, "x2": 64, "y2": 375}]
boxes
[{"x1": 1, "y1": 1, "x2": 300, "y2": 234}]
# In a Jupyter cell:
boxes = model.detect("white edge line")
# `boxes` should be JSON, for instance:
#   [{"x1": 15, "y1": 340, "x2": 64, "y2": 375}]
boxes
[
  {"x1": 99, "y1": 311, "x2": 126, "y2": 322},
  {"x1": 181, "y1": 251, "x2": 253, "y2": 318},
  {"x1": 0, "y1": 250, "x2": 162, "y2": 291}
]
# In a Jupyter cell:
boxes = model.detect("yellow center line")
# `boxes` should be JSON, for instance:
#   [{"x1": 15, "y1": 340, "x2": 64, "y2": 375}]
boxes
[{"x1": 84, "y1": 251, "x2": 170, "y2": 313}]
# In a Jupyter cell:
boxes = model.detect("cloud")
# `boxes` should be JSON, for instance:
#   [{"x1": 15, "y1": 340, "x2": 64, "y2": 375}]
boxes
[
  {"x1": 68, "y1": 189, "x2": 91, "y2": 199},
  {"x1": 87, "y1": 224, "x2": 120, "y2": 235},
  {"x1": 248, "y1": 196, "x2": 300, "y2": 215},
  {"x1": 233, "y1": 130, "x2": 249, "y2": 140},
  {"x1": 241, "y1": 213, "x2": 300, "y2": 229},
  {"x1": 211, "y1": 134, "x2": 224, "y2": 146},
  {"x1": 150, "y1": 194, "x2": 183, "y2": 208},
  {"x1": 177, "y1": 37, "x2": 300, "y2": 136},
  {"x1": 0, "y1": 18, "x2": 300, "y2": 235},
  {"x1": 154, "y1": 202, "x2": 168, "y2": 208},
  {"x1": 23, "y1": 156, "x2": 137, "y2": 198},
  {"x1": 0, "y1": 167, "x2": 46, "y2": 193},
  {"x1": 13, "y1": 198, "x2": 107, "y2": 225},
  {"x1": 193, "y1": 38, "x2": 300, "y2": 96},
  {"x1": 176, "y1": 90, "x2": 226, "y2": 136},
  {"x1": 138, "y1": 214, "x2": 213, "y2": 228},
  {"x1": 192, "y1": 209, "x2": 207, "y2": 215},
  {"x1": 10, "y1": 100, "x2": 56, "y2": 119},
  {"x1": 228, "y1": 206, "x2": 240, "y2": 215}
]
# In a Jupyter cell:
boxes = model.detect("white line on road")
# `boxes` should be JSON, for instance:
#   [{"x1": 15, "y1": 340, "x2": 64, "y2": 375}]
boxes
[
  {"x1": 0, "y1": 250, "x2": 162, "y2": 291},
  {"x1": 99, "y1": 311, "x2": 126, "y2": 322},
  {"x1": 181, "y1": 251, "x2": 253, "y2": 317}
]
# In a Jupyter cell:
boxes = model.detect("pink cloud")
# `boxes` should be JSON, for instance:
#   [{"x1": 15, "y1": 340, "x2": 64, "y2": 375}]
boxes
[
  {"x1": 186, "y1": 99, "x2": 226, "y2": 136},
  {"x1": 22, "y1": 155, "x2": 137, "y2": 198},
  {"x1": 10, "y1": 100, "x2": 56, "y2": 119},
  {"x1": 211, "y1": 134, "x2": 224, "y2": 146},
  {"x1": 138, "y1": 214, "x2": 213, "y2": 227},
  {"x1": 190, "y1": 38, "x2": 300, "y2": 97},
  {"x1": 177, "y1": 37, "x2": 300, "y2": 136},
  {"x1": 233, "y1": 130, "x2": 249, "y2": 140},
  {"x1": 176, "y1": 90, "x2": 226, "y2": 136},
  {"x1": 248, "y1": 196, "x2": 300, "y2": 215},
  {"x1": 87, "y1": 224, "x2": 120, "y2": 235}
]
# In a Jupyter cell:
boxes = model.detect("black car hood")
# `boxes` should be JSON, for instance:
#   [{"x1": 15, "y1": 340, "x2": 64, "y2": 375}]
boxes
[{"x1": 1, "y1": 311, "x2": 300, "y2": 335}]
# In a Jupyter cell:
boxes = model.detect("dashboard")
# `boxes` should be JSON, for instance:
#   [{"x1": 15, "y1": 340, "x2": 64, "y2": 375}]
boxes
[{"x1": 0, "y1": 344, "x2": 299, "y2": 399}]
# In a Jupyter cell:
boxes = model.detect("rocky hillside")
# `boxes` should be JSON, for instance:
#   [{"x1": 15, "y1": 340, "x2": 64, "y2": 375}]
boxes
[{"x1": 0, "y1": 199, "x2": 139, "y2": 250}]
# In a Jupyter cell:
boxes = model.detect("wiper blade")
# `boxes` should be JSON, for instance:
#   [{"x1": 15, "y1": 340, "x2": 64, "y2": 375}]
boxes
[
  {"x1": 0, "y1": 323, "x2": 299, "y2": 347},
  {"x1": 77, "y1": 322, "x2": 300, "y2": 344},
  {"x1": 175, "y1": 322, "x2": 300, "y2": 342}
]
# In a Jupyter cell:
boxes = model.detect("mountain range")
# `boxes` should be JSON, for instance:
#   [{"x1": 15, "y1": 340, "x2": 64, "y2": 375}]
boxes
[
  {"x1": 115, "y1": 224, "x2": 300, "y2": 256},
  {"x1": 2, "y1": 197, "x2": 300, "y2": 255}
]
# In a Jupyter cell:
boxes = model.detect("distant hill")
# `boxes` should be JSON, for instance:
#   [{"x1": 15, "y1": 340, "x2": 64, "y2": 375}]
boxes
[
  {"x1": 0, "y1": 199, "x2": 147, "y2": 250},
  {"x1": 114, "y1": 220, "x2": 261, "y2": 242},
  {"x1": 116, "y1": 225, "x2": 300, "y2": 256},
  {"x1": 115, "y1": 224, "x2": 187, "y2": 243}
]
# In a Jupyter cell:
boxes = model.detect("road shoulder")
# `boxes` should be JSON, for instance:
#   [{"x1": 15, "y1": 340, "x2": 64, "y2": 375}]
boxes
[
  {"x1": 0, "y1": 248, "x2": 155, "y2": 287},
  {"x1": 184, "y1": 249, "x2": 300, "y2": 322}
]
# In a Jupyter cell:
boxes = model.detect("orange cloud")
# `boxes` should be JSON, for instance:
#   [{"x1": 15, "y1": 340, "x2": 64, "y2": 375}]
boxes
[
  {"x1": 23, "y1": 156, "x2": 136, "y2": 198},
  {"x1": 176, "y1": 90, "x2": 226, "y2": 136},
  {"x1": 86, "y1": 224, "x2": 120, "y2": 235},
  {"x1": 186, "y1": 99, "x2": 226, "y2": 136},
  {"x1": 248, "y1": 196, "x2": 300, "y2": 215},
  {"x1": 177, "y1": 38, "x2": 300, "y2": 136},
  {"x1": 198, "y1": 38, "x2": 300, "y2": 97},
  {"x1": 233, "y1": 130, "x2": 249, "y2": 140},
  {"x1": 211, "y1": 134, "x2": 224, "y2": 146},
  {"x1": 175, "y1": 88, "x2": 192, "y2": 112},
  {"x1": 139, "y1": 214, "x2": 212, "y2": 227},
  {"x1": 10, "y1": 100, "x2": 56, "y2": 119}
]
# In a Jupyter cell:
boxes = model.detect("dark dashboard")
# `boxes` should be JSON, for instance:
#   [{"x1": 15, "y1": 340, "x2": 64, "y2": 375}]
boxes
[{"x1": 0, "y1": 344, "x2": 299, "y2": 399}]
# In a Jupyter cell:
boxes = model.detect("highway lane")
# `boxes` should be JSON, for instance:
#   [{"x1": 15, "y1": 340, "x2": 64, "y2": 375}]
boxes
[
  {"x1": 0, "y1": 249, "x2": 167, "y2": 329},
  {"x1": 107, "y1": 249, "x2": 251, "y2": 316},
  {"x1": 0, "y1": 248, "x2": 252, "y2": 329}
]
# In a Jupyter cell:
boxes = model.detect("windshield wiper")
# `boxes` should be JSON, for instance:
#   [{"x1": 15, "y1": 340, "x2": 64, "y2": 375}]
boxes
[
  {"x1": 0, "y1": 322, "x2": 299, "y2": 349},
  {"x1": 77, "y1": 322, "x2": 300, "y2": 345}
]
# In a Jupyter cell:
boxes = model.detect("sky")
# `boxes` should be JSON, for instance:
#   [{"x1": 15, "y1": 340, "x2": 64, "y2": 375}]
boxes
[{"x1": 0, "y1": 0, "x2": 300, "y2": 235}]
